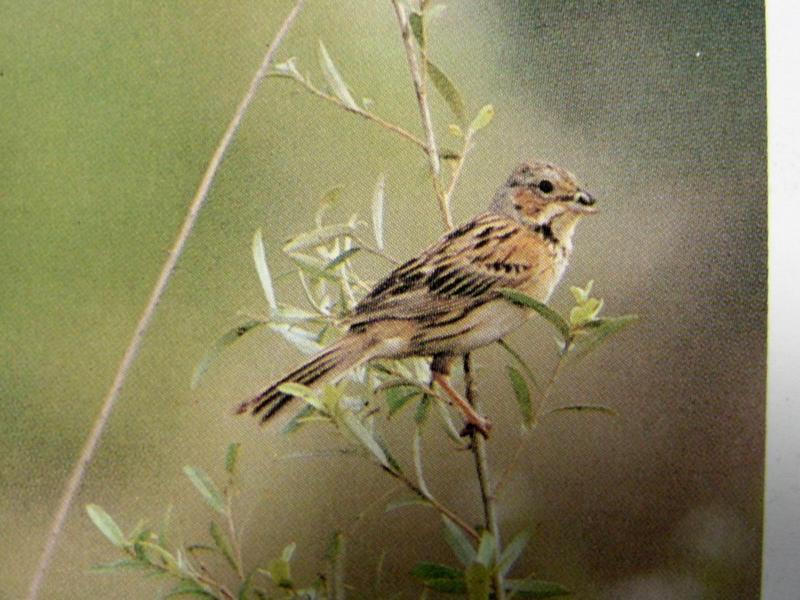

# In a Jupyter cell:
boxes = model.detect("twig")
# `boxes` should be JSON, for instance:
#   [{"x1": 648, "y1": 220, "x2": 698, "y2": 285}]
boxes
[
  {"x1": 382, "y1": 465, "x2": 480, "y2": 542},
  {"x1": 493, "y1": 340, "x2": 572, "y2": 499},
  {"x1": 442, "y1": 130, "x2": 474, "y2": 208},
  {"x1": 390, "y1": 0, "x2": 452, "y2": 229},
  {"x1": 464, "y1": 353, "x2": 507, "y2": 600},
  {"x1": 24, "y1": 3, "x2": 306, "y2": 598}
]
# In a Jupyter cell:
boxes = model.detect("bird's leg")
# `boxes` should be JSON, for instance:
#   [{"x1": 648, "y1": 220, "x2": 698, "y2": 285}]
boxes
[{"x1": 430, "y1": 354, "x2": 492, "y2": 437}]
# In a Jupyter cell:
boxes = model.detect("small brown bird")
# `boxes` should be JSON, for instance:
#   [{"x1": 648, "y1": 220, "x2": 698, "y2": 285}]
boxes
[{"x1": 238, "y1": 160, "x2": 596, "y2": 435}]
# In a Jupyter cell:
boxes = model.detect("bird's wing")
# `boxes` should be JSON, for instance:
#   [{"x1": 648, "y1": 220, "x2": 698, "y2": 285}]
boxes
[{"x1": 348, "y1": 213, "x2": 544, "y2": 330}]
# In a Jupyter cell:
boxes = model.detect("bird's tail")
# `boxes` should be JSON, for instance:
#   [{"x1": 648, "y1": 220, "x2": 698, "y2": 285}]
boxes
[{"x1": 236, "y1": 334, "x2": 376, "y2": 422}]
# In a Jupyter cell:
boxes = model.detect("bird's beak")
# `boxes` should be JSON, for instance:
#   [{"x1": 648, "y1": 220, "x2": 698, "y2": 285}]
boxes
[{"x1": 569, "y1": 190, "x2": 598, "y2": 214}]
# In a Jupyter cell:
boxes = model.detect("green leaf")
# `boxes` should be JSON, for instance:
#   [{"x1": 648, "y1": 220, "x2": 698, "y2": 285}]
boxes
[
  {"x1": 569, "y1": 297, "x2": 603, "y2": 327},
  {"x1": 441, "y1": 516, "x2": 476, "y2": 567},
  {"x1": 264, "y1": 558, "x2": 293, "y2": 589},
  {"x1": 182, "y1": 467, "x2": 226, "y2": 515},
  {"x1": 340, "y1": 410, "x2": 391, "y2": 468},
  {"x1": 505, "y1": 578, "x2": 570, "y2": 598},
  {"x1": 284, "y1": 222, "x2": 356, "y2": 253},
  {"x1": 277, "y1": 382, "x2": 325, "y2": 411},
  {"x1": 418, "y1": 578, "x2": 467, "y2": 593},
  {"x1": 412, "y1": 562, "x2": 463, "y2": 581},
  {"x1": 326, "y1": 531, "x2": 346, "y2": 600},
  {"x1": 448, "y1": 124, "x2": 464, "y2": 138},
  {"x1": 272, "y1": 57, "x2": 304, "y2": 81},
  {"x1": 282, "y1": 541, "x2": 297, "y2": 562},
  {"x1": 469, "y1": 104, "x2": 495, "y2": 131},
  {"x1": 497, "y1": 530, "x2": 530, "y2": 576},
  {"x1": 268, "y1": 323, "x2": 325, "y2": 355},
  {"x1": 410, "y1": 11, "x2": 425, "y2": 48},
  {"x1": 507, "y1": 366, "x2": 533, "y2": 427},
  {"x1": 414, "y1": 394, "x2": 432, "y2": 424},
  {"x1": 499, "y1": 288, "x2": 571, "y2": 340},
  {"x1": 191, "y1": 320, "x2": 266, "y2": 389},
  {"x1": 497, "y1": 339, "x2": 544, "y2": 397},
  {"x1": 86, "y1": 504, "x2": 126, "y2": 547},
  {"x1": 372, "y1": 174, "x2": 386, "y2": 249},
  {"x1": 465, "y1": 563, "x2": 491, "y2": 600},
  {"x1": 325, "y1": 246, "x2": 361, "y2": 271},
  {"x1": 386, "y1": 387, "x2": 420, "y2": 416},
  {"x1": 318, "y1": 40, "x2": 359, "y2": 110},
  {"x1": 225, "y1": 442, "x2": 241, "y2": 476},
  {"x1": 90, "y1": 558, "x2": 148, "y2": 573},
  {"x1": 569, "y1": 280, "x2": 593, "y2": 304},
  {"x1": 163, "y1": 580, "x2": 216, "y2": 599},
  {"x1": 253, "y1": 229, "x2": 278, "y2": 310},
  {"x1": 426, "y1": 60, "x2": 467, "y2": 125},
  {"x1": 210, "y1": 521, "x2": 238, "y2": 572},
  {"x1": 475, "y1": 531, "x2": 496, "y2": 567},
  {"x1": 282, "y1": 404, "x2": 318, "y2": 434},
  {"x1": 571, "y1": 315, "x2": 638, "y2": 360},
  {"x1": 237, "y1": 571, "x2": 257, "y2": 600}
]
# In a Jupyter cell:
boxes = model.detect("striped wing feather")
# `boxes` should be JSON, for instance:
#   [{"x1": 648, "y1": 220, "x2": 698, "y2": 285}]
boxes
[{"x1": 348, "y1": 214, "x2": 540, "y2": 331}]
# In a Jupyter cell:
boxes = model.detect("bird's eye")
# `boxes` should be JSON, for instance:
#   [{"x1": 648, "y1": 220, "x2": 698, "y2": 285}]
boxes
[{"x1": 538, "y1": 180, "x2": 554, "y2": 193}]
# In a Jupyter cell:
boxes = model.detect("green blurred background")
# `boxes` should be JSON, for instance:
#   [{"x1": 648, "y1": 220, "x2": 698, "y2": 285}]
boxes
[{"x1": 0, "y1": 1, "x2": 766, "y2": 598}]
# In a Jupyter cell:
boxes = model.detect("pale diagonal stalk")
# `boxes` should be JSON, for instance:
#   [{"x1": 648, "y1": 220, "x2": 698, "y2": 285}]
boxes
[
  {"x1": 463, "y1": 353, "x2": 507, "y2": 600},
  {"x1": 390, "y1": 0, "x2": 452, "y2": 230},
  {"x1": 493, "y1": 339, "x2": 572, "y2": 499},
  {"x1": 24, "y1": 3, "x2": 306, "y2": 599},
  {"x1": 442, "y1": 129, "x2": 474, "y2": 208}
]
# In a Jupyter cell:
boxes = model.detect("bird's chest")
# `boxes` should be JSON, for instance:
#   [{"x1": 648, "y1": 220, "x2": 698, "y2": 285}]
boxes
[{"x1": 517, "y1": 240, "x2": 571, "y2": 303}]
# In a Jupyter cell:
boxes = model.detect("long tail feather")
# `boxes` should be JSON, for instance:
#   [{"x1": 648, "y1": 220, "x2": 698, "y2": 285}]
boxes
[{"x1": 237, "y1": 335, "x2": 373, "y2": 422}]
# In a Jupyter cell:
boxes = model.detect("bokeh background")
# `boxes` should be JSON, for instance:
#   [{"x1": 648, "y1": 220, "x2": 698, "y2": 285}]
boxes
[{"x1": 0, "y1": 1, "x2": 766, "y2": 598}]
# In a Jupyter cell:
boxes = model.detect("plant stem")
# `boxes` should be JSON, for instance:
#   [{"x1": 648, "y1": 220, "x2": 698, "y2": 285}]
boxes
[
  {"x1": 390, "y1": 0, "x2": 452, "y2": 230},
  {"x1": 382, "y1": 465, "x2": 480, "y2": 542},
  {"x1": 24, "y1": 3, "x2": 306, "y2": 599},
  {"x1": 464, "y1": 353, "x2": 507, "y2": 600},
  {"x1": 493, "y1": 340, "x2": 572, "y2": 499},
  {"x1": 442, "y1": 130, "x2": 474, "y2": 207}
]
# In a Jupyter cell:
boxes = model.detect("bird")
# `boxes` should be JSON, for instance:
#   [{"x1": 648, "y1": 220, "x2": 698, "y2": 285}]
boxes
[{"x1": 237, "y1": 160, "x2": 597, "y2": 436}]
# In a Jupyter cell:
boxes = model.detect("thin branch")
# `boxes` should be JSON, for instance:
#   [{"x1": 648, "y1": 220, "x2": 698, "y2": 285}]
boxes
[
  {"x1": 24, "y1": 3, "x2": 306, "y2": 599},
  {"x1": 382, "y1": 464, "x2": 480, "y2": 542},
  {"x1": 442, "y1": 130, "x2": 474, "y2": 208},
  {"x1": 493, "y1": 340, "x2": 572, "y2": 499},
  {"x1": 464, "y1": 353, "x2": 507, "y2": 600},
  {"x1": 390, "y1": 0, "x2": 452, "y2": 229}
]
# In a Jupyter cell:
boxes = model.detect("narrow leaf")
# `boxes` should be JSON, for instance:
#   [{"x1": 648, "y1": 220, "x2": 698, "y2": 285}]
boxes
[
  {"x1": 385, "y1": 497, "x2": 432, "y2": 512},
  {"x1": 499, "y1": 288, "x2": 570, "y2": 340},
  {"x1": 318, "y1": 40, "x2": 359, "y2": 110},
  {"x1": 411, "y1": 562, "x2": 463, "y2": 581},
  {"x1": 182, "y1": 467, "x2": 226, "y2": 515},
  {"x1": 414, "y1": 394, "x2": 432, "y2": 424},
  {"x1": 164, "y1": 581, "x2": 216, "y2": 599},
  {"x1": 475, "y1": 531, "x2": 496, "y2": 567},
  {"x1": 469, "y1": 104, "x2": 495, "y2": 131},
  {"x1": 210, "y1": 521, "x2": 238, "y2": 572},
  {"x1": 192, "y1": 320, "x2": 266, "y2": 389},
  {"x1": 252, "y1": 229, "x2": 277, "y2": 310},
  {"x1": 282, "y1": 404, "x2": 317, "y2": 434},
  {"x1": 465, "y1": 563, "x2": 491, "y2": 600},
  {"x1": 497, "y1": 339, "x2": 544, "y2": 397},
  {"x1": 284, "y1": 222, "x2": 356, "y2": 253},
  {"x1": 505, "y1": 578, "x2": 570, "y2": 598},
  {"x1": 386, "y1": 387, "x2": 420, "y2": 416},
  {"x1": 271, "y1": 57, "x2": 304, "y2": 81},
  {"x1": 225, "y1": 442, "x2": 241, "y2": 476},
  {"x1": 86, "y1": 504, "x2": 126, "y2": 547},
  {"x1": 264, "y1": 557, "x2": 292, "y2": 589},
  {"x1": 268, "y1": 323, "x2": 324, "y2": 355},
  {"x1": 498, "y1": 530, "x2": 530, "y2": 576},
  {"x1": 507, "y1": 366, "x2": 533, "y2": 427},
  {"x1": 372, "y1": 174, "x2": 386, "y2": 249},
  {"x1": 410, "y1": 11, "x2": 425, "y2": 48},
  {"x1": 340, "y1": 410, "x2": 391, "y2": 468},
  {"x1": 426, "y1": 60, "x2": 466, "y2": 125},
  {"x1": 90, "y1": 559, "x2": 148, "y2": 573},
  {"x1": 442, "y1": 516, "x2": 476, "y2": 567},
  {"x1": 571, "y1": 315, "x2": 638, "y2": 360},
  {"x1": 418, "y1": 578, "x2": 467, "y2": 593},
  {"x1": 277, "y1": 382, "x2": 325, "y2": 411},
  {"x1": 325, "y1": 246, "x2": 361, "y2": 271}
]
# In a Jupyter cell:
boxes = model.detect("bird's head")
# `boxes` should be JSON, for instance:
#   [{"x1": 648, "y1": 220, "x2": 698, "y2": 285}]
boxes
[{"x1": 490, "y1": 161, "x2": 597, "y2": 237}]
